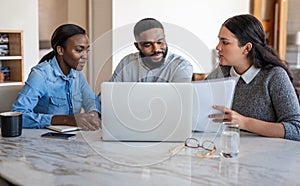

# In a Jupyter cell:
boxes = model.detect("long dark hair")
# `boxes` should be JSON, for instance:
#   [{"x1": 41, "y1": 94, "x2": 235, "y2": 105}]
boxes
[
  {"x1": 39, "y1": 24, "x2": 86, "y2": 63},
  {"x1": 222, "y1": 14, "x2": 294, "y2": 82}
]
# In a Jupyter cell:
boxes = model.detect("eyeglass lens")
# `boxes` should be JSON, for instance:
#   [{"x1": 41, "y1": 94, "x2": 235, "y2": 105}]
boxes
[{"x1": 185, "y1": 138, "x2": 199, "y2": 148}]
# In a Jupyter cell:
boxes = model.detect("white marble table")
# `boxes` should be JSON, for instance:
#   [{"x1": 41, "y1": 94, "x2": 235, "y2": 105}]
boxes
[{"x1": 0, "y1": 129, "x2": 300, "y2": 186}]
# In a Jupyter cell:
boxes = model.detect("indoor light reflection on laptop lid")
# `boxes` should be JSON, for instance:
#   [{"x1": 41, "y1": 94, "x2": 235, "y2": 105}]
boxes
[{"x1": 101, "y1": 82, "x2": 193, "y2": 142}]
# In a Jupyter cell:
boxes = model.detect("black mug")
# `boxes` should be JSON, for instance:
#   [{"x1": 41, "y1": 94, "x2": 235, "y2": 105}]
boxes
[{"x1": 0, "y1": 112, "x2": 22, "y2": 137}]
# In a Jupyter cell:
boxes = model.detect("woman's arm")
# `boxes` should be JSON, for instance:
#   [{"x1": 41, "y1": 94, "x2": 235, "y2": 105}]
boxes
[
  {"x1": 12, "y1": 68, "x2": 52, "y2": 128},
  {"x1": 51, "y1": 113, "x2": 101, "y2": 130},
  {"x1": 77, "y1": 71, "x2": 101, "y2": 114},
  {"x1": 209, "y1": 105, "x2": 285, "y2": 138}
]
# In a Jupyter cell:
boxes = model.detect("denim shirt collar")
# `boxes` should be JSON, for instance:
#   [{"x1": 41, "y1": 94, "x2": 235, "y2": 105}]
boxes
[{"x1": 50, "y1": 56, "x2": 76, "y2": 79}]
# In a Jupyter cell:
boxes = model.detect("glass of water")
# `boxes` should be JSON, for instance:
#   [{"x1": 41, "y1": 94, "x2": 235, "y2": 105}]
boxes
[{"x1": 220, "y1": 122, "x2": 240, "y2": 158}]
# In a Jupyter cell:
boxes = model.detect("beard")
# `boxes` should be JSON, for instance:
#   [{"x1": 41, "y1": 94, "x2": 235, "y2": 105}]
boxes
[{"x1": 139, "y1": 47, "x2": 168, "y2": 70}]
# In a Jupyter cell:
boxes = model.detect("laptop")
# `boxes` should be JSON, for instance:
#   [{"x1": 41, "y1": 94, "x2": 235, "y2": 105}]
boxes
[
  {"x1": 192, "y1": 77, "x2": 237, "y2": 132},
  {"x1": 101, "y1": 82, "x2": 193, "y2": 142}
]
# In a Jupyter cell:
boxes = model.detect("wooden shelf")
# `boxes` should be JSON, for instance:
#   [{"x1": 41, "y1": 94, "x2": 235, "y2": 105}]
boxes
[
  {"x1": 0, "y1": 56, "x2": 22, "y2": 60},
  {"x1": 0, "y1": 81, "x2": 22, "y2": 86},
  {"x1": 0, "y1": 30, "x2": 23, "y2": 86}
]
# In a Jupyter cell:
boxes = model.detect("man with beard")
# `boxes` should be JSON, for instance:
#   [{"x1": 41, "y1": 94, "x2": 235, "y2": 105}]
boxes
[{"x1": 110, "y1": 18, "x2": 193, "y2": 82}]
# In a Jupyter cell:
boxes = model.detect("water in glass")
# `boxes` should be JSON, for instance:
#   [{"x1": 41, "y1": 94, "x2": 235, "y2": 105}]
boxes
[{"x1": 220, "y1": 123, "x2": 240, "y2": 158}]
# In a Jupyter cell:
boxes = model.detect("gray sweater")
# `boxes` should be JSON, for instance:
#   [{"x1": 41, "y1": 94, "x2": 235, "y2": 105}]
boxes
[{"x1": 207, "y1": 66, "x2": 300, "y2": 141}]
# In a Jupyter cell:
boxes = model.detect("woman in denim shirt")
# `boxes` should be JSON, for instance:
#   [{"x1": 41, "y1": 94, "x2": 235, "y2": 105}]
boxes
[{"x1": 12, "y1": 24, "x2": 101, "y2": 130}]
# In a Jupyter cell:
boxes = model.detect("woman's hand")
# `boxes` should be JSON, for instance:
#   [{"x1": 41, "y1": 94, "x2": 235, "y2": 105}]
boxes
[
  {"x1": 208, "y1": 105, "x2": 285, "y2": 138},
  {"x1": 208, "y1": 105, "x2": 247, "y2": 125},
  {"x1": 74, "y1": 111, "x2": 101, "y2": 131}
]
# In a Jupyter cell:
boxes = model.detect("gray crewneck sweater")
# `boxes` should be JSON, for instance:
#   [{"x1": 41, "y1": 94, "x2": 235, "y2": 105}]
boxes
[{"x1": 207, "y1": 66, "x2": 300, "y2": 141}]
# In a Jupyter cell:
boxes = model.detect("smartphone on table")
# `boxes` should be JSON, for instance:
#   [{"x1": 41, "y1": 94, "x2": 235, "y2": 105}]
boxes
[{"x1": 41, "y1": 132, "x2": 76, "y2": 140}]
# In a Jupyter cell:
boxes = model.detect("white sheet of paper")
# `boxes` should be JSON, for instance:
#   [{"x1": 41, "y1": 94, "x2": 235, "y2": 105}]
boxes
[{"x1": 192, "y1": 78, "x2": 237, "y2": 132}]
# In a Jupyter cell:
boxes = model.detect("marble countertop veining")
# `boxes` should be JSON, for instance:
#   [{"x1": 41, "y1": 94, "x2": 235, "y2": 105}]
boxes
[{"x1": 0, "y1": 129, "x2": 300, "y2": 186}]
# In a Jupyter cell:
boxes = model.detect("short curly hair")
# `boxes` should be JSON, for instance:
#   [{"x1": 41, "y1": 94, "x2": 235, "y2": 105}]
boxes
[{"x1": 133, "y1": 18, "x2": 164, "y2": 40}]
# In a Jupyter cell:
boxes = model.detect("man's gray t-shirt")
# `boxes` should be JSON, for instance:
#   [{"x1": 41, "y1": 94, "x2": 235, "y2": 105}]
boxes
[{"x1": 110, "y1": 51, "x2": 193, "y2": 82}]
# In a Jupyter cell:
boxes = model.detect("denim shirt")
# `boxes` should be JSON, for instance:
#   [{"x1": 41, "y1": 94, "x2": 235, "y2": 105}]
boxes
[{"x1": 12, "y1": 57, "x2": 101, "y2": 128}]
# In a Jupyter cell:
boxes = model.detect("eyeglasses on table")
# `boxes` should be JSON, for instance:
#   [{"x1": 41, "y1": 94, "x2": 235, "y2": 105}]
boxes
[{"x1": 169, "y1": 137, "x2": 216, "y2": 158}]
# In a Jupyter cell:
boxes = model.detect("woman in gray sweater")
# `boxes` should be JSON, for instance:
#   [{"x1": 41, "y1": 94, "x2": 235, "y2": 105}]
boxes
[{"x1": 207, "y1": 14, "x2": 300, "y2": 141}]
